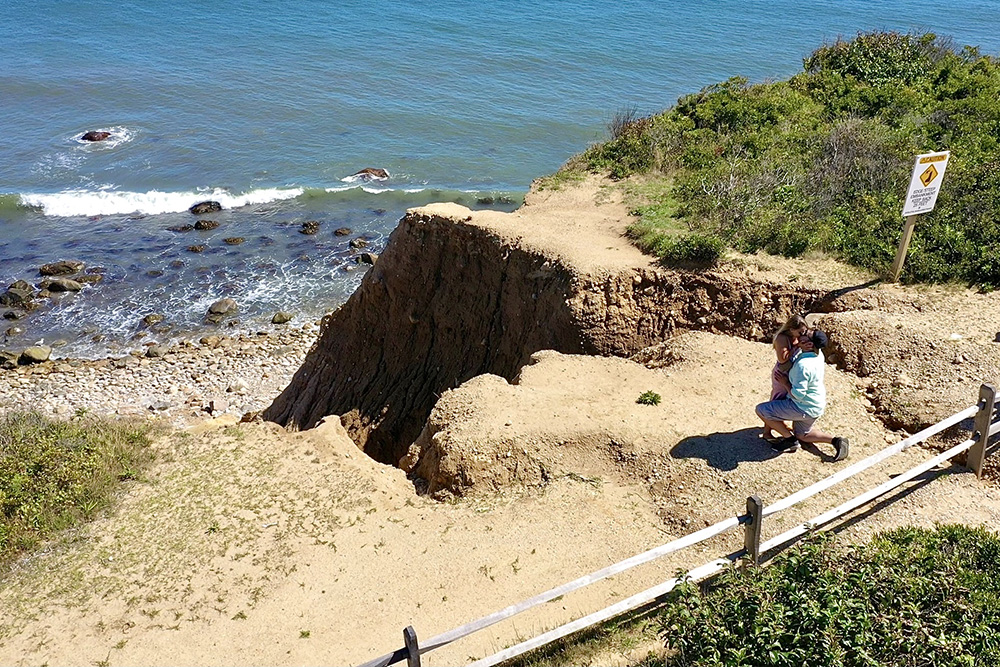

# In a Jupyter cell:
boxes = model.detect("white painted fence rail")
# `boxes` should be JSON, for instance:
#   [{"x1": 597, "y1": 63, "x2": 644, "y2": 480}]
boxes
[{"x1": 358, "y1": 384, "x2": 998, "y2": 667}]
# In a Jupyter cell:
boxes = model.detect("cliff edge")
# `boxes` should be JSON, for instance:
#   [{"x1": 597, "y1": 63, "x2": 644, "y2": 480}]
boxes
[{"x1": 264, "y1": 175, "x2": 1000, "y2": 475}]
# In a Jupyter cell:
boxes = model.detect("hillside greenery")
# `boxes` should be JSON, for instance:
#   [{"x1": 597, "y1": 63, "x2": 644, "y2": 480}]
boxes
[
  {"x1": 653, "y1": 525, "x2": 1000, "y2": 667},
  {"x1": 0, "y1": 411, "x2": 154, "y2": 570},
  {"x1": 581, "y1": 32, "x2": 1000, "y2": 288}
]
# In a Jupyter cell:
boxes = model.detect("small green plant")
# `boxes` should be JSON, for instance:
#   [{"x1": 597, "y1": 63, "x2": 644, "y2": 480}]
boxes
[
  {"x1": 299, "y1": 630, "x2": 310, "y2": 639},
  {"x1": 636, "y1": 391, "x2": 662, "y2": 406}
]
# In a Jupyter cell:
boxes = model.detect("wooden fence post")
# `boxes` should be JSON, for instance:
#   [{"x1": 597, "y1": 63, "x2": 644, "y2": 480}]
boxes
[
  {"x1": 744, "y1": 495, "x2": 763, "y2": 566},
  {"x1": 403, "y1": 626, "x2": 421, "y2": 667},
  {"x1": 968, "y1": 384, "x2": 997, "y2": 479}
]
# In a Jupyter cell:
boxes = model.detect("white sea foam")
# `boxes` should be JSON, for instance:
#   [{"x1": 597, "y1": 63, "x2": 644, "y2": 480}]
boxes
[{"x1": 19, "y1": 186, "x2": 304, "y2": 217}]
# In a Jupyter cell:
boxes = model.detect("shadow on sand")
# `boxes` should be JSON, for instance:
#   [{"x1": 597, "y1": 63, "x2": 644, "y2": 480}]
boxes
[{"x1": 670, "y1": 427, "x2": 840, "y2": 470}]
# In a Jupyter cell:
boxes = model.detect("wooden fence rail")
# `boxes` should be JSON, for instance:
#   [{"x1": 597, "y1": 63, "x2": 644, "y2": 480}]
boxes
[{"x1": 358, "y1": 384, "x2": 998, "y2": 667}]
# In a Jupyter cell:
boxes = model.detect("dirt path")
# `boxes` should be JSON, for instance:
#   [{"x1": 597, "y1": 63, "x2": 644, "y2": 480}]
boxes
[{"x1": 2, "y1": 332, "x2": 998, "y2": 667}]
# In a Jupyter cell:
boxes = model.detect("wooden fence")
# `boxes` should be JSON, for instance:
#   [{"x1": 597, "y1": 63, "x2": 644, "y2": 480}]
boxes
[{"x1": 359, "y1": 383, "x2": 999, "y2": 667}]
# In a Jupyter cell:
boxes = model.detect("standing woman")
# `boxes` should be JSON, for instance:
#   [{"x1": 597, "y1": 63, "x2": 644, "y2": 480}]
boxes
[{"x1": 763, "y1": 314, "x2": 808, "y2": 440}]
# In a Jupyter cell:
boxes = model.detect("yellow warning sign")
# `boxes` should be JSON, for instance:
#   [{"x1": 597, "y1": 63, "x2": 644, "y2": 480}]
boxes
[
  {"x1": 920, "y1": 164, "x2": 939, "y2": 187},
  {"x1": 902, "y1": 150, "x2": 949, "y2": 217}
]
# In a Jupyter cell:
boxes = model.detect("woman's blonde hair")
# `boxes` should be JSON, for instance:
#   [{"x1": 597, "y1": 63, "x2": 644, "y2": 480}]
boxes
[{"x1": 774, "y1": 314, "x2": 807, "y2": 341}]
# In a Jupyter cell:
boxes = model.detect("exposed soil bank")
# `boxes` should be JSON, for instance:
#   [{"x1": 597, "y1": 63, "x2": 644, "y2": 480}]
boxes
[{"x1": 265, "y1": 177, "x2": 1000, "y2": 471}]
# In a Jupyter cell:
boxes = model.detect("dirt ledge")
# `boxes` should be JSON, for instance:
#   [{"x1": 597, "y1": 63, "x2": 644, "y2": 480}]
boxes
[{"x1": 265, "y1": 175, "x2": 1000, "y2": 478}]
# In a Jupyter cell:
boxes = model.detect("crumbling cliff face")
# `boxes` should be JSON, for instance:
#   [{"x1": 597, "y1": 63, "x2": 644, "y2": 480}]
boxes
[{"x1": 264, "y1": 203, "x2": 833, "y2": 465}]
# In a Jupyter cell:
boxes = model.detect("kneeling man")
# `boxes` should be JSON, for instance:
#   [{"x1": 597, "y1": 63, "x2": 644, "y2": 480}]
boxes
[{"x1": 755, "y1": 329, "x2": 849, "y2": 461}]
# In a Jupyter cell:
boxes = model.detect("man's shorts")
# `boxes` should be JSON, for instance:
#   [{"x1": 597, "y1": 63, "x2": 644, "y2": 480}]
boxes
[{"x1": 756, "y1": 398, "x2": 817, "y2": 437}]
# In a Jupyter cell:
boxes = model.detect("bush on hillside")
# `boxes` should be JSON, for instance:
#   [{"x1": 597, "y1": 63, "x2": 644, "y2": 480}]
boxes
[
  {"x1": 583, "y1": 31, "x2": 1000, "y2": 288},
  {"x1": 653, "y1": 525, "x2": 1000, "y2": 667},
  {"x1": 0, "y1": 412, "x2": 154, "y2": 569}
]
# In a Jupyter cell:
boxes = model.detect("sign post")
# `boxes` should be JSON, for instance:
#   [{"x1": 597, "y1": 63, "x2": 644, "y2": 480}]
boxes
[{"x1": 890, "y1": 150, "x2": 950, "y2": 282}]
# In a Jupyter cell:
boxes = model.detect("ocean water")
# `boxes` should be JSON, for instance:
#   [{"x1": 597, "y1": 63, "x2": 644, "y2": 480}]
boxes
[{"x1": 2, "y1": 0, "x2": 999, "y2": 357}]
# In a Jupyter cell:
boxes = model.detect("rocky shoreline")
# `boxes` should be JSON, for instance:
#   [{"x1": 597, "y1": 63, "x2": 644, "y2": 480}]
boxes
[{"x1": 0, "y1": 323, "x2": 319, "y2": 427}]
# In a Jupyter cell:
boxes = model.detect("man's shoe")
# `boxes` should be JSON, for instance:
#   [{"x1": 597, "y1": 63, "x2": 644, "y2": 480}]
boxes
[
  {"x1": 832, "y1": 437, "x2": 850, "y2": 462},
  {"x1": 771, "y1": 436, "x2": 800, "y2": 453}
]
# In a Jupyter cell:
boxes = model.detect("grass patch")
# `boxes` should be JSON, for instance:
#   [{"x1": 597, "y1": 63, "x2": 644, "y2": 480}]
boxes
[
  {"x1": 579, "y1": 31, "x2": 1000, "y2": 288},
  {"x1": 0, "y1": 411, "x2": 155, "y2": 571},
  {"x1": 534, "y1": 165, "x2": 588, "y2": 192}
]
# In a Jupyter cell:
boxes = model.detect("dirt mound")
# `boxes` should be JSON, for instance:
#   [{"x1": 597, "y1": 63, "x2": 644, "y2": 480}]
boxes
[{"x1": 402, "y1": 333, "x2": 890, "y2": 506}]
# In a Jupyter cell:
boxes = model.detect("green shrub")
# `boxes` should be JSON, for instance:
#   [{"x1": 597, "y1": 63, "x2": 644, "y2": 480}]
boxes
[
  {"x1": 658, "y1": 234, "x2": 724, "y2": 265},
  {"x1": 654, "y1": 525, "x2": 1000, "y2": 667},
  {"x1": 636, "y1": 391, "x2": 662, "y2": 406},
  {"x1": 580, "y1": 31, "x2": 1000, "y2": 288},
  {"x1": 0, "y1": 412, "x2": 154, "y2": 569}
]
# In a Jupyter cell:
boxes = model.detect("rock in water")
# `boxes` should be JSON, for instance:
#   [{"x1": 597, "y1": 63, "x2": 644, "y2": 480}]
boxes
[
  {"x1": 39, "y1": 260, "x2": 85, "y2": 276},
  {"x1": 0, "y1": 288, "x2": 33, "y2": 307},
  {"x1": 357, "y1": 252, "x2": 379, "y2": 266},
  {"x1": 19, "y1": 345, "x2": 51, "y2": 364},
  {"x1": 209, "y1": 298, "x2": 238, "y2": 315},
  {"x1": 194, "y1": 219, "x2": 220, "y2": 230},
  {"x1": 271, "y1": 311, "x2": 294, "y2": 325},
  {"x1": 206, "y1": 298, "x2": 238, "y2": 323},
  {"x1": 334, "y1": 227, "x2": 352, "y2": 236},
  {"x1": 46, "y1": 278, "x2": 84, "y2": 292},
  {"x1": 300, "y1": 221, "x2": 320, "y2": 235},
  {"x1": 349, "y1": 237, "x2": 368, "y2": 249},
  {"x1": 352, "y1": 167, "x2": 390, "y2": 180},
  {"x1": 190, "y1": 201, "x2": 223, "y2": 215},
  {"x1": 81, "y1": 131, "x2": 111, "y2": 142}
]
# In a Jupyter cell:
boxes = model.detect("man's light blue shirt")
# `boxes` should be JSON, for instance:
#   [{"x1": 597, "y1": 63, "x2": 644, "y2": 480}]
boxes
[{"x1": 789, "y1": 350, "x2": 825, "y2": 418}]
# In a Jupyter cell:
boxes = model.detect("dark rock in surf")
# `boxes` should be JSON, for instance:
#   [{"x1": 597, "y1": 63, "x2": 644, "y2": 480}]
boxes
[
  {"x1": 223, "y1": 237, "x2": 245, "y2": 245},
  {"x1": 194, "y1": 219, "x2": 220, "y2": 231},
  {"x1": 168, "y1": 224, "x2": 195, "y2": 232},
  {"x1": 81, "y1": 131, "x2": 111, "y2": 142},
  {"x1": 352, "y1": 167, "x2": 390, "y2": 180},
  {"x1": 142, "y1": 313, "x2": 164, "y2": 327},
  {"x1": 187, "y1": 245, "x2": 207, "y2": 253},
  {"x1": 349, "y1": 238, "x2": 368, "y2": 249},
  {"x1": 46, "y1": 278, "x2": 84, "y2": 292},
  {"x1": 39, "y1": 260, "x2": 85, "y2": 276},
  {"x1": 271, "y1": 311, "x2": 294, "y2": 325},
  {"x1": 19, "y1": 345, "x2": 51, "y2": 364},
  {"x1": 76, "y1": 274, "x2": 103, "y2": 285},
  {"x1": 0, "y1": 288, "x2": 33, "y2": 308},
  {"x1": 205, "y1": 298, "x2": 238, "y2": 324},
  {"x1": 300, "y1": 221, "x2": 320, "y2": 235},
  {"x1": 335, "y1": 227, "x2": 352, "y2": 236},
  {"x1": 357, "y1": 252, "x2": 379, "y2": 266},
  {"x1": 190, "y1": 201, "x2": 223, "y2": 215}
]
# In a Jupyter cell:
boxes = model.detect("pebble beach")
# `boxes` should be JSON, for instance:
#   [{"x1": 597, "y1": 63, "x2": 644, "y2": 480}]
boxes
[{"x1": 0, "y1": 323, "x2": 319, "y2": 426}]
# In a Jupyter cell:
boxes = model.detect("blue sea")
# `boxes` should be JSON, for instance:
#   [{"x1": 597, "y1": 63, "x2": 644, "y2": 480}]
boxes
[{"x1": 2, "y1": 0, "x2": 999, "y2": 357}]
